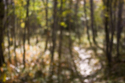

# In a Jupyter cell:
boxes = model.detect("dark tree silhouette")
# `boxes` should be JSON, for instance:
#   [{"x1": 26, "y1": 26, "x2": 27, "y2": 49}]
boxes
[{"x1": 0, "y1": 0, "x2": 5, "y2": 67}]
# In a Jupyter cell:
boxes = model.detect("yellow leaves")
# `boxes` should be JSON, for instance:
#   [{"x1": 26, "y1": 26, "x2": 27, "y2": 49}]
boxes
[
  {"x1": 41, "y1": 21, "x2": 46, "y2": 26},
  {"x1": 62, "y1": 9, "x2": 72, "y2": 17},
  {"x1": 2, "y1": 64, "x2": 6, "y2": 67},
  {"x1": 14, "y1": 0, "x2": 18, "y2": 5},
  {"x1": 104, "y1": 13, "x2": 109, "y2": 17},
  {"x1": 0, "y1": 64, "x2": 6, "y2": 82},
  {"x1": 60, "y1": 22, "x2": 67, "y2": 28},
  {"x1": 2, "y1": 43, "x2": 4, "y2": 49},
  {"x1": 71, "y1": 36, "x2": 75, "y2": 40},
  {"x1": 48, "y1": 3, "x2": 52, "y2": 8},
  {"x1": 70, "y1": 19, "x2": 73, "y2": 22},
  {"x1": 21, "y1": 22, "x2": 25, "y2": 28},
  {"x1": 29, "y1": 73, "x2": 33, "y2": 77},
  {"x1": 0, "y1": 73, "x2": 6, "y2": 82},
  {"x1": 2, "y1": 73, "x2": 6, "y2": 82},
  {"x1": 14, "y1": 0, "x2": 26, "y2": 6},
  {"x1": 102, "y1": 5, "x2": 106, "y2": 10},
  {"x1": 62, "y1": 11, "x2": 67, "y2": 17},
  {"x1": 10, "y1": 38, "x2": 13, "y2": 42}
]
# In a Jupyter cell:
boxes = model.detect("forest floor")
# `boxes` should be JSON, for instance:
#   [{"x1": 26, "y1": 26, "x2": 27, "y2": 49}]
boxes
[
  {"x1": 4, "y1": 45, "x2": 101, "y2": 82},
  {"x1": 1, "y1": 38, "x2": 125, "y2": 83}
]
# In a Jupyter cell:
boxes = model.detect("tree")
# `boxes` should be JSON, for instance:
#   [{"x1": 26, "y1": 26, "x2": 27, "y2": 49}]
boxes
[
  {"x1": 27, "y1": 0, "x2": 30, "y2": 45},
  {"x1": 44, "y1": 0, "x2": 49, "y2": 51},
  {"x1": 116, "y1": 0, "x2": 124, "y2": 60},
  {"x1": 48, "y1": 0, "x2": 58, "y2": 82},
  {"x1": 6, "y1": 0, "x2": 11, "y2": 63},
  {"x1": 0, "y1": 0, "x2": 5, "y2": 67},
  {"x1": 23, "y1": 0, "x2": 30, "y2": 68},
  {"x1": 103, "y1": 0, "x2": 112, "y2": 66},
  {"x1": 58, "y1": 0, "x2": 64, "y2": 82},
  {"x1": 12, "y1": 0, "x2": 17, "y2": 66},
  {"x1": 83, "y1": 0, "x2": 91, "y2": 46},
  {"x1": 90, "y1": 0, "x2": 96, "y2": 44}
]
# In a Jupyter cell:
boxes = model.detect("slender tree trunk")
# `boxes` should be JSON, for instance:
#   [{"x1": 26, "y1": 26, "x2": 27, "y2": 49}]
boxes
[
  {"x1": 23, "y1": 26, "x2": 26, "y2": 68},
  {"x1": 48, "y1": 0, "x2": 58, "y2": 82},
  {"x1": 90, "y1": 0, "x2": 96, "y2": 44},
  {"x1": 109, "y1": 0, "x2": 113, "y2": 56},
  {"x1": 6, "y1": 0, "x2": 11, "y2": 63},
  {"x1": 44, "y1": 0, "x2": 49, "y2": 52},
  {"x1": 58, "y1": 0, "x2": 63, "y2": 82},
  {"x1": 74, "y1": 0, "x2": 80, "y2": 46},
  {"x1": 27, "y1": 0, "x2": 30, "y2": 45},
  {"x1": 109, "y1": 0, "x2": 116, "y2": 57},
  {"x1": 23, "y1": 0, "x2": 30, "y2": 68},
  {"x1": 12, "y1": 1, "x2": 17, "y2": 66},
  {"x1": 0, "y1": 0, "x2": 5, "y2": 67},
  {"x1": 103, "y1": 0, "x2": 112, "y2": 66},
  {"x1": 68, "y1": 0, "x2": 84, "y2": 83},
  {"x1": 83, "y1": 0, "x2": 92, "y2": 46},
  {"x1": 116, "y1": 0, "x2": 124, "y2": 60}
]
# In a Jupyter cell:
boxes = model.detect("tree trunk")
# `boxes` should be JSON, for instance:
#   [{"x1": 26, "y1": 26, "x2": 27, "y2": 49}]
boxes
[
  {"x1": 116, "y1": 0, "x2": 124, "y2": 60},
  {"x1": 109, "y1": 0, "x2": 116, "y2": 58},
  {"x1": 58, "y1": 0, "x2": 63, "y2": 82},
  {"x1": 90, "y1": 0, "x2": 96, "y2": 44},
  {"x1": 0, "y1": 0, "x2": 5, "y2": 67},
  {"x1": 23, "y1": 0, "x2": 30, "y2": 68},
  {"x1": 44, "y1": 0, "x2": 49, "y2": 52},
  {"x1": 103, "y1": 0, "x2": 112, "y2": 66},
  {"x1": 6, "y1": 0, "x2": 11, "y2": 63},
  {"x1": 12, "y1": 1, "x2": 17, "y2": 66},
  {"x1": 27, "y1": 0, "x2": 30, "y2": 45},
  {"x1": 68, "y1": 0, "x2": 84, "y2": 83},
  {"x1": 75, "y1": 0, "x2": 80, "y2": 46},
  {"x1": 83, "y1": 0, "x2": 92, "y2": 46},
  {"x1": 48, "y1": 0, "x2": 58, "y2": 82}
]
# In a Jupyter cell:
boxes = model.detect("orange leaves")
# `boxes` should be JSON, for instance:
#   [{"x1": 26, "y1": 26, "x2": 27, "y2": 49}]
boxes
[{"x1": 3, "y1": 41, "x2": 52, "y2": 82}]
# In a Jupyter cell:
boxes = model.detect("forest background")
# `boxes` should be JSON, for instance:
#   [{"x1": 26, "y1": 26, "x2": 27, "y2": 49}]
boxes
[{"x1": 0, "y1": 0, "x2": 125, "y2": 83}]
